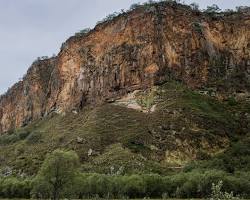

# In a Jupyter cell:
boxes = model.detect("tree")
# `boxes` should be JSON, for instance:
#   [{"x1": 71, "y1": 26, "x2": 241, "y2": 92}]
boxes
[
  {"x1": 75, "y1": 28, "x2": 91, "y2": 37},
  {"x1": 190, "y1": 2, "x2": 199, "y2": 11},
  {"x1": 32, "y1": 150, "x2": 80, "y2": 200},
  {"x1": 236, "y1": 6, "x2": 250, "y2": 14},
  {"x1": 205, "y1": 4, "x2": 221, "y2": 13},
  {"x1": 129, "y1": 3, "x2": 141, "y2": 10}
]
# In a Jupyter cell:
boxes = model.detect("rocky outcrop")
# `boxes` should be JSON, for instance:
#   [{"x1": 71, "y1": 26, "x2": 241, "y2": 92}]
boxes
[
  {"x1": 0, "y1": 58, "x2": 58, "y2": 133},
  {"x1": 0, "y1": 2, "x2": 250, "y2": 133}
]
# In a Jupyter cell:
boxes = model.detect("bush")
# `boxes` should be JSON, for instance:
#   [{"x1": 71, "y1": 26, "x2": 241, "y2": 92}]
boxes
[
  {"x1": 75, "y1": 28, "x2": 91, "y2": 37},
  {"x1": 0, "y1": 177, "x2": 31, "y2": 198},
  {"x1": 190, "y1": 2, "x2": 199, "y2": 11},
  {"x1": 192, "y1": 22, "x2": 203, "y2": 34},
  {"x1": 1, "y1": 170, "x2": 250, "y2": 199},
  {"x1": 205, "y1": 4, "x2": 221, "y2": 13},
  {"x1": 123, "y1": 175, "x2": 146, "y2": 198},
  {"x1": 86, "y1": 174, "x2": 112, "y2": 198},
  {"x1": 26, "y1": 131, "x2": 42, "y2": 144},
  {"x1": 129, "y1": 3, "x2": 141, "y2": 11},
  {"x1": 96, "y1": 12, "x2": 120, "y2": 25},
  {"x1": 198, "y1": 170, "x2": 227, "y2": 196},
  {"x1": 210, "y1": 180, "x2": 240, "y2": 200},
  {"x1": 177, "y1": 172, "x2": 202, "y2": 198},
  {"x1": 227, "y1": 97, "x2": 238, "y2": 106},
  {"x1": 143, "y1": 174, "x2": 165, "y2": 197},
  {"x1": 0, "y1": 131, "x2": 30, "y2": 145}
]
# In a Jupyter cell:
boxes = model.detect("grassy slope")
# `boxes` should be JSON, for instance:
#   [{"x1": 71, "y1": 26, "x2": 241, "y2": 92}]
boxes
[{"x1": 0, "y1": 81, "x2": 249, "y2": 176}]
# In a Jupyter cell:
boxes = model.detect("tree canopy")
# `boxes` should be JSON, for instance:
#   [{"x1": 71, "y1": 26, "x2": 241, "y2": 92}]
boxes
[{"x1": 31, "y1": 149, "x2": 80, "y2": 200}]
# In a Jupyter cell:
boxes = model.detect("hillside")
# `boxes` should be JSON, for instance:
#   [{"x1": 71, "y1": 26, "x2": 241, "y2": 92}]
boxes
[
  {"x1": 0, "y1": 81, "x2": 249, "y2": 176},
  {"x1": 0, "y1": 0, "x2": 249, "y2": 179}
]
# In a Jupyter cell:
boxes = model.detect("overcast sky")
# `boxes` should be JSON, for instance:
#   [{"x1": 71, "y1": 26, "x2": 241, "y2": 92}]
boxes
[{"x1": 0, "y1": 0, "x2": 249, "y2": 95}]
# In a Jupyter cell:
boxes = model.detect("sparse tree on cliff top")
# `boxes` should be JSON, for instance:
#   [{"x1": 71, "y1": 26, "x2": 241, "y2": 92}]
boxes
[
  {"x1": 190, "y1": 2, "x2": 199, "y2": 11},
  {"x1": 205, "y1": 4, "x2": 221, "y2": 13}
]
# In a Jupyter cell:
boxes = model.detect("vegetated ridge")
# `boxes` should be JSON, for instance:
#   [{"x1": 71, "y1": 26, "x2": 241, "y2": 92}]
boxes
[{"x1": 0, "y1": 1, "x2": 249, "y2": 176}]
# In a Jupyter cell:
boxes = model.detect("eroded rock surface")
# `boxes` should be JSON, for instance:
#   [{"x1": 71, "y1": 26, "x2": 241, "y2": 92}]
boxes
[{"x1": 0, "y1": 3, "x2": 250, "y2": 133}]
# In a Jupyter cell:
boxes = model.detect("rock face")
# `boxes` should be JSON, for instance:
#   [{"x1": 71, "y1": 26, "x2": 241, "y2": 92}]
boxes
[{"x1": 0, "y1": 2, "x2": 250, "y2": 133}]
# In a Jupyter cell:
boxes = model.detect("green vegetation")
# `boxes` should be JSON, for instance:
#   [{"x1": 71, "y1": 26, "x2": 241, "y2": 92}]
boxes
[
  {"x1": 129, "y1": 3, "x2": 141, "y2": 11},
  {"x1": 26, "y1": 131, "x2": 42, "y2": 144},
  {"x1": 204, "y1": 4, "x2": 221, "y2": 14},
  {"x1": 95, "y1": 0, "x2": 191, "y2": 26},
  {"x1": 72, "y1": 1, "x2": 248, "y2": 41},
  {"x1": 192, "y1": 22, "x2": 203, "y2": 34},
  {"x1": 0, "y1": 177, "x2": 31, "y2": 198},
  {"x1": 184, "y1": 134, "x2": 250, "y2": 173},
  {"x1": 31, "y1": 150, "x2": 80, "y2": 200},
  {"x1": 137, "y1": 88, "x2": 156, "y2": 113},
  {"x1": 96, "y1": 12, "x2": 120, "y2": 25},
  {"x1": 68, "y1": 0, "x2": 249, "y2": 40},
  {"x1": 0, "y1": 130, "x2": 30, "y2": 145},
  {"x1": 0, "y1": 169, "x2": 250, "y2": 199},
  {"x1": 190, "y1": 2, "x2": 199, "y2": 11},
  {"x1": 0, "y1": 81, "x2": 249, "y2": 198},
  {"x1": 0, "y1": 81, "x2": 249, "y2": 175},
  {"x1": 210, "y1": 180, "x2": 240, "y2": 200},
  {"x1": 75, "y1": 28, "x2": 91, "y2": 37},
  {"x1": 1, "y1": 0, "x2": 250, "y2": 197}
]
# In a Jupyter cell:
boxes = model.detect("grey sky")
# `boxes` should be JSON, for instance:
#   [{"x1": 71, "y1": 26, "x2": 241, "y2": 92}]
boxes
[{"x1": 0, "y1": 0, "x2": 249, "y2": 95}]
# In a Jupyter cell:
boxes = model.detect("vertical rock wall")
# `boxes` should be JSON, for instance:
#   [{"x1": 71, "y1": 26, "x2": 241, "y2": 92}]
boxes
[{"x1": 0, "y1": 3, "x2": 249, "y2": 133}]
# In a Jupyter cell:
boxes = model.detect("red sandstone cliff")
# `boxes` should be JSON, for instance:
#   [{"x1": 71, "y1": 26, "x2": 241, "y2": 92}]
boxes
[{"x1": 0, "y1": 2, "x2": 250, "y2": 133}]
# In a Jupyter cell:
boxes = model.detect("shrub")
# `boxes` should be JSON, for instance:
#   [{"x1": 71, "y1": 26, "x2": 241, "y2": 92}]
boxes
[
  {"x1": 169, "y1": 173, "x2": 188, "y2": 197},
  {"x1": 190, "y1": 2, "x2": 199, "y2": 11},
  {"x1": 0, "y1": 177, "x2": 31, "y2": 198},
  {"x1": 227, "y1": 97, "x2": 238, "y2": 106},
  {"x1": 177, "y1": 172, "x2": 202, "y2": 198},
  {"x1": 96, "y1": 12, "x2": 120, "y2": 25},
  {"x1": 26, "y1": 131, "x2": 42, "y2": 144},
  {"x1": 75, "y1": 28, "x2": 91, "y2": 37},
  {"x1": 74, "y1": 173, "x2": 92, "y2": 199},
  {"x1": 143, "y1": 174, "x2": 165, "y2": 197},
  {"x1": 0, "y1": 131, "x2": 30, "y2": 145},
  {"x1": 123, "y1": 175, "x2": 146, "y2": 198},
  {"x1": 192, "y1": 22, "x2": 203, "y2": 34},
  {"x1": 210, "y1": 180, "x2": 240, "y2": 200},
  {"x1": 236, "y1": 6, "x2": 250, "y2": 13},
  {"x1": 205, "y1": 4, "x2": 221, "y2": 13},
  {"x1": 86, "y1": 174, "x2": 112, "y2": 198},
  {"x1": 1, "y1": 170, "x2": 250, "y2": 199},
  {"x1": 199, "y1": 170, "x2": 227, "y2": 196},
  {"x1": 31, "y1": 178, "x2": 51, "y2": 199},
  {"x1": 18, "y1": 131, "x2": 30, "y2": 140},
  {"x1": 129, "y1": 3, "x2": 141, "y2": 11}
]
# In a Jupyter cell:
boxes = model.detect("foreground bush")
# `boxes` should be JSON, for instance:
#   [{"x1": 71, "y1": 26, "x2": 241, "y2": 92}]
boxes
[
  {"x1": 0, "y1": 170, "x2": 250, "y2": 199},
  {"x1": 71, "y1": 171, "x2": 250, "y2": 199},
  {"x1": 210, "y1": 180, "x2": 240, "y2": 200},
  {"x1": 0, "y1": 177, "x2": 31, "y2": 198}
]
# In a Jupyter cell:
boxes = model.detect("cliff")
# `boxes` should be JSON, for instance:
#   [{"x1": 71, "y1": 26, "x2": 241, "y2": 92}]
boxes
[{"x1": 1, "y1": 2, "x2": 250, "y2": 133}]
